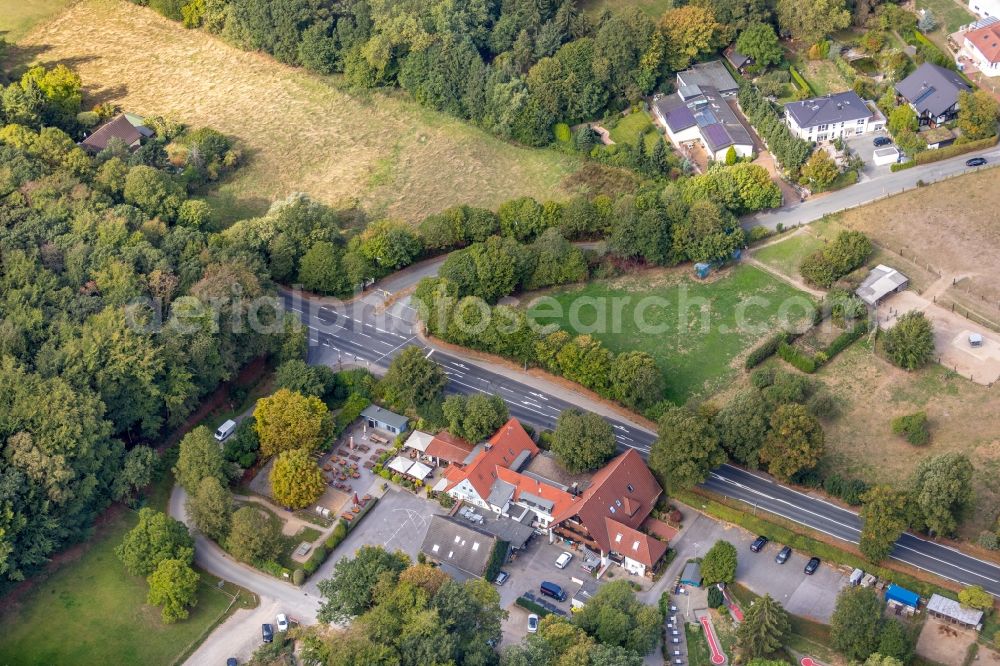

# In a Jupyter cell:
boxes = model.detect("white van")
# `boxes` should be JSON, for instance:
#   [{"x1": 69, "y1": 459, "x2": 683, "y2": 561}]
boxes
[{"x1": 214, "y1": 419, "x2": 237, "y2": 442}]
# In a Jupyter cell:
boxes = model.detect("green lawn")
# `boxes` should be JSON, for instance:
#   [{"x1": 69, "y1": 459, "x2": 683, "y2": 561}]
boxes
[
  {"x1": 526, "y1": 265, "x2": 815, "y2": 404},
  {"x1": 608, "y1": 111, "x2": 660, "y2": 151},
  {"x1": 754, "y1": 232, "x2": 825, "y2": 278},
  {"x1": 787, "y1": 51, "x2": 851, "y2": 96},
  {"x1": 684, "y1": 622, "x2": 713, "y2": 666},
  {"x1": 0, "y1": 0, "x2": 74, "y2": 43},
  {"x1": 0, "y1": 510, "x2": 242, "y2": 665},
  {"x1": 916, "y1": 0, "x2": 975, "y2": 34}
]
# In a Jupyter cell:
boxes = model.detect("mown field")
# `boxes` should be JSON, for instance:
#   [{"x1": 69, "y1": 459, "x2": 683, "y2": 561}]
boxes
[
  {"x1": 526, "y1": 264, "x2": 815, "y2": 404},
  {"x1": 9, "y1": 0, "x2": 599, "y2": 223},
  {"x1": 0, "y1": 0, "x2": 73, "y2": 43}
]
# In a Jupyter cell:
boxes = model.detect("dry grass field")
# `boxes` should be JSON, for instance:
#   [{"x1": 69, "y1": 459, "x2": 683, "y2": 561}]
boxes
[
  {"x1": 11, "y1": 0, "x2": 602, "y2": 223},
  {"x1": 0, "y1": 0, "x2": 74, "y2": 43}
]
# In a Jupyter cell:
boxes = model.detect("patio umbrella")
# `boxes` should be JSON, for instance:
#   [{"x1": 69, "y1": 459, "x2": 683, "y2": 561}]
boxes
[
  {"x1": 349, "y1": 435, "x2": 354, "y2": 450},
  {"x1": 353, "y1": 493, "x2": 360, "y2": 507}
]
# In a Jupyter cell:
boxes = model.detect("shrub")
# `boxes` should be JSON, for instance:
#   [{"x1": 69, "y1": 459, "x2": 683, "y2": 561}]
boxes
[
  {"x1": 707, "y1": 586, "x2": 724, "y2": 608},
  {"x1": 748, "y1": 226, "x2": 773, "y2": 243},
  {"x1": 824, "y1": 321, "x2": 870, "y2": 359},
  {"x1": 750, "y1": 366, "x2": 776, "y2": 388},
  {"x1": 806, "y1": 391, "x2": 839, "y2": 420},
  {"x1": 292, "y1": 568, "x2": 305, "y2": 585},
  {"x1": 823, "y1": 474, "x2": 869, "y2": 505},
  {"x1": 778, "y1": 342, "x2": 817, "y2": 373},
  {"x1": 914, "y1": 135, "x2": 998, "y2": 165},
  {"x1": 891, "y1": 411, "x2": 930, "y2": 445},
  {"x1": 978, "y1": 531, "x2": 999, "y2": 550},
  {"x1": 516, "y1": 596, "x2": 551, "y2": 616},
  {"x1": 789, "y1": 66, "x2": 813, "y2": 94},
  {"x1": 303, "y1": 558, "x2": 318, "y2": 575},
  {"x1": 554, "y1": 123, "x2": 572, "y2": 143},
  {"x1": 745, "y1": 332, "x2": 793, "y2": 370}
]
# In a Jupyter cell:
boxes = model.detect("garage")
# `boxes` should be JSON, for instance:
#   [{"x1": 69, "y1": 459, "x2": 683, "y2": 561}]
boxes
[{"x1": 873, "y1": 146, "x2": 901, "y2": 166}]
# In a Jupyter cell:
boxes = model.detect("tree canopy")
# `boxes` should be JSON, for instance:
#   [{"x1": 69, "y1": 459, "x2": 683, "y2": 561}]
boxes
[
  {"x1": 146, "y1": 558, "x2": 200, "y2": 623},
  {"x1": 859, "y1": 485, "x2": 907, "y2": 563},
  {"x1": 270, "y1": 447, "x2": 326, "y2": 509},
  {"x1": 254, "y1": 389, "x2": 330, "y2": 457},
  {"x1": 736, "y1": 22, "x2": 783, "y2": 68},
  {"x1": 830, "y1": 586, "x2": 884, "y2": 661},
  {"x1": 909, "y1": 452, "x2": 973, "y2": 536},
  {"x1": 759, "y1": 404, "x2": 825, "y2": 481},
  {"x1": 701, "y1": 540, "x2": 738, "y2": 585},
  {"x1": 317, "y1": 545, "x2": 412, "y2": 623},
  {"x1": 650, "y1": 406, "x2": 725, "y2": 490},
  {"x1": 736, "y1": 594, "x2": 791, "y2": 660},
  {"x1": 116, "y1": 508, "x2": 194, "y2": 577},
  {"x1": 882, "y1": 312, "x2": 934, "y2": 371},
  {"x1": 573, "y1": 580, "x2": 663, "y2": 655},
  {"x1": 174, "y1": 425, "x2": 228, "y2": 492},
  {"x1": 379, "y1": 347, "x2": 447, "y2": 413},
  {"x1": 551, "y1": 409, "x2": 618, "y2": 473}
]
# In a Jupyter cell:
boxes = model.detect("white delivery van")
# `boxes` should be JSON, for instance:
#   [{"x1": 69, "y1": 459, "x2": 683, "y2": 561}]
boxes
[{"x1": 215, "y1": 419, "x2": 237, "y2": 442}]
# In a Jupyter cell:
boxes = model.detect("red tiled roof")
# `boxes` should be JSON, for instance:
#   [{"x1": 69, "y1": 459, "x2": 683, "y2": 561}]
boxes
[
  {"x1": 604, "y1": 517, "x2": 668, "y2": 567},
  {"x1": 442, "y1": 419, "x2": 539, "y2": 498},
  {"x1": 80, "y1": 114, "x2": 142, "y2": 153},
  {"x1": 425, "y1": 431, "x2": 474, "y2": 464},
  {"x1": 967, "y1": 23, "x2": 1000, "y2": 64},
  {"x1": 495, "y1": 467, "x2": 576, "y2": 517},
  {"x1": 552, "y1": 449, "x2": 662, "y2": 555}
]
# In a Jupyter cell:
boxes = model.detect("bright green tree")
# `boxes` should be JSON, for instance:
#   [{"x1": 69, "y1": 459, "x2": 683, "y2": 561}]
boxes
[
  {"x1": 957, "y1": 90, "x2": 1000, "y2": 141},
  {"x1": 777, "y1": 0, "x2": 851, "y2": 45},
  {"x1": 174, "y1": 425, "x2": 228, "y2": 492},
  {"x1": 271, "y1": 447, "x2": 326, "y2": 509},
  {"x1": 650, "y1": 406, "x2": 725, "y2": 490},
  {"x1": 801, "y1": 149, "x2": 839, "y2": 189},
  {"x1": 701, "y1": 540, "x2": 738, "y2": 585},
  {"x1": 736, "y1": 22, "x2": 784, "y2": 67},
  {"x1": 227, "y1": 506, "x2": 282, "y2": 564},
  {"x1": 146, "y1": 558, "x2": 200, "y2": 623},
  {"x1": 887, "y1": 104, "x2": 918, "y2": 136},
  {"x1": 380, "y1": 346, "x2": 447, "y2": 412},
  {"x1": 959, "y1": 585, "x2": 994, "y2": 611},
  {"x1": 859, "y1": 485, "x2": 907, "y2": 563},
  {"x1": 186, "y1": 475, "x2": 234, "y2": 543},
  {"x1": 830, "y1": 586, "x2": 884, "y2": 661},
  {"x1": 254, "y1": 388, "x2": 329, "y2": 457},
  {"x1": 116, "y1": 508, "x2": 194, "y2": 577},
  {"x1": 572, "y1": 580, "x2": 663, "y2": 655},
  {"x1": 317, "y1": 545, "x2": 411, "y2": 623},
  {"x1": 883, "y1": 312, "x2": 935, "y2": 370}
]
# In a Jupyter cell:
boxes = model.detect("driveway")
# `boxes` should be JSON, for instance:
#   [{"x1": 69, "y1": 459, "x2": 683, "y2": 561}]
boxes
[{"x1": 845, "y1": 133, "x2": 896, "y2": 182}]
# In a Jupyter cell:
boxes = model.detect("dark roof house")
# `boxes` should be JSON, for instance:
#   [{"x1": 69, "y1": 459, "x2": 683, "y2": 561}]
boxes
[
  {"x1": 784, "y1": 91, "x2": 872, "y2": 129},
  {"x1": 895, "y1": 63, "x2": 971, "y2": 122},
  {"x1": 676, "y1": 60, "x2": 740, "y2": 96},
  {"x1": 419, "y1": 515, "x2": 497, "y2": 580},
  {"x1": 724, "y1": 45, "x2": 753, "y2": 72},
  {"x1": 80, "y1": 114, "x2": 142, "y2": 153},
  {"x1": 653, "y1": 85, "x2": 754, "y2": 154}
]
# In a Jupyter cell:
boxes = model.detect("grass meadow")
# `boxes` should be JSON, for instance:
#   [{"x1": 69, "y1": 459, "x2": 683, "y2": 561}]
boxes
[
  {"x1": 526, "y1": 264, "x2": 815, "y2": 404},
  {"x1": 0, "y1": 0, "x2": 74, "y2": 43}
]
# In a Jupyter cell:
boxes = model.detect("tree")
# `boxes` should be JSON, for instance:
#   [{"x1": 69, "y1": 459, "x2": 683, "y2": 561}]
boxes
[
  {"x1": 274, "y1": 359, "x2": 334, "y2": 398},
  {"x1": 800, "y1": 149, "x2": 839, "y2": 189},
  {"x1": 146, "y1": 558, "x2": 200, "y2": 623},
  {"x1": 441, "y1": 393, "x2": 509, "y2": 443},
  {"x1": 609, "y1": 351, "x2": 664, "y2": 410},
  {"x1": 887, "y1": 104, "x2": 918, "y2": 137},
  {"x1": 357, "y1": 220, "x2": 422, "y2": 271},
  {"x1": 909, "y1": 453, "x2": 974, "y2": 536},
  {"x1": 715, "y1": 389, "x2": 769, "y2": 467},
  {"x1": 759, "y1": 404, "x2": 825, "y2": 481},
  {"x1": 380, "y1": 346, "x2": 447, "y2": 412},
  {"x1": 830, "y1": 586, "x2": 884, "y2": 661},
  {"x1": 317, "y1": 546, "x2": 411, "y2": 623},
  {"x1": 736, "y1": 594, "x2": 791, "y2": 660},
  {"x1": 123, "y1": 165, "x2": 183, "y2": 220},
  {"x1": 116, "y1": 508, "x2": 194, "y2": 577},
  {"x1": 659, "y1": 6, "x2": 723, "y2": 71},
  {"x1": 958, "y1": 90, "x2": 1000, "y2": 141},
  {"x1": 776, "y1": 0, "x2": 851, "y2": 45},
  {"x1": 271, "y1": 447, "x2": 326, "y2": 509},
  {"x1": 959, "y1": 585, "x2": 994, "y2": 611},
  {"x1": 186, "y1": 476, "x2": 233, "y2": 542},
  {"x1": 917, "y1": 8, "x2": 937, "y2": 31},
  {"x1": 174, "y1": 425, "x2": 228, "y2": 492},
  {"x1": 227, "y1": 506, "x2": 282, "y2": 564},
  {"x1": 254, "y1": 388, "x2": 329, "y2": 457},
  {"x1": 882, "y1": 312, "x2": 934, "y2": 370},
  {"x1": 113, "y1": 445, "x2": 157, "y2": 503},
  {"x1": 877, "y1": 620, "x2": 915, "y2": 664},
  {"x1": 650, "y1": 406, "x2": 725, "y2": 490},
  {"x1": 859, "y1": 485, "x2": 907, "y2": 563},
  {"x1": 298, "y1": 241, "x2": 348, "y2": 295},
  {"x1": 891, "y1": 411, "x2": 929, "y2": 445},
  {"x1": 701, "y1": 540, "x2": 738, "y2": 585},
  {"x1": 736, "y1": 22, "x2": 784, "y2": 68},
  {"x1": 551, "y1": 409, "x2": 617, "y2": 473},
  {"x1": 573, "y1": 580, "x2": 663, "y2": 655},
  {"x1": 864, "y1": 655, "x2": 904, "y2": 666}
]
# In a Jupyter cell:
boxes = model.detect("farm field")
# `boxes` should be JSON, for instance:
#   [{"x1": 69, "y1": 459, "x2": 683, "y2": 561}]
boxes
[
  {"x1": 526, "y1": 264, "x2": 815, "y2": 404},
  {"x1": 0, "y1": 477, "x2": 252, "y2": 665},
  {"x1": 0, "y1": 0, "x2": 73, "y2": 43},
  {"x1": 10, "y1": 0, "x2": 598, "y2": 223}
]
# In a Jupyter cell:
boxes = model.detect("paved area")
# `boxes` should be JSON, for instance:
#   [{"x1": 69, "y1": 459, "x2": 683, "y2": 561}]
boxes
[
  {"x1": 845, "y1": 133, "x2": 896, "y2": 181},
  {"x1": 186, "y1": 598, "x2": 284, "y2": 666}
]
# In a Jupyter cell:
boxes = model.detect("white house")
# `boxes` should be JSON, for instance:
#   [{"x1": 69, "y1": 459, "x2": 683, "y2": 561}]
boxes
[
  {"x1": 970, "y1": 0, "x2": 1000, "y2": 19},
  {"x1": 962, "y1": 20, "x2": 1000, "y2": 75},
  {"x1": 652, "y1": 85, "x2": 755, "y2": 161},
  {"x1": 784, "y1": 91, "x2": 883, "y2": 142}
]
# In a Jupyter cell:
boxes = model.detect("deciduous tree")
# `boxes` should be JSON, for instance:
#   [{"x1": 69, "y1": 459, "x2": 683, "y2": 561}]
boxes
[
  {"x1": 298, "y1": 241, "x2": 348, "y2": 295},
  {"x1": 573, "y1": 580, "x2": 663, "y2": 655},
  {"x1": 958, "y1": 90, "x2": 1000, "y2": 141},
  {"x1": 759, "y1": 404, "x2": 825, "y2": 480},
  {"x1": 113, "y1": 445, "x2": 157, "y2": 503},
  {"x1": 270, "y1": 447, "x2": 326, "y2": 509},
  {"x1": 254, "y1": 388, "x2": 330, "y2": 457},
  {"x1": 909, "y1": 453, "x2": 974, "y2": 536},
  {"x1": 859, "y1": 485, "x2": 907, "y2": 563},
  {"x1": 174, "y1": 425, "x2": 228, "y2": 492},
  {"x1": 659, "y1": 6, "x2": 723, "y2": 71},
  {"x1": 715, "y1": 389, "x2": 769, "y2": 467},
  {"x1": 380, "y1": 346, "x2": 447, "y2": 412},
  {"x1": 831, "y1": 586, "x2": 884, "y2": 661},
  {"x1": 701, "y1": 540, "x2": 738, "y2": 585},
  {"x1": 650, "y1": 406, "x2": 725, "y2": 490},
  {"x1": 116, "y1": 508, "x2": 194, "y2": 577},
  {"x1": 883, "y1": 311, "x2": 934, "y2": 370},
  {"x1": 801, "y1": 149, "x2": 839, "y2": 189},
  {"x1": 186, "y1": 475, "x2": 233, "y2": 543},
  {"x1": 227, "y1": 506, "x2": 282, "y2": 564},
  {"x1": 551, "y1": 409, "x2": 617, "y2": 473},
  {"x1": 776, "y1": 0, "x2": 851, "y2": 45},
  {"x1": 146, "y1": 558, "x2": 200, "y2": 623},
  {"x1": 959, "y1": 585, "x2": 994, "y2": 611},
  {"x1": 442, "y1": 393, "x2": 509, "y2": 443},
  {"x1": 317, "y1": 545, "x2": 411, "y2": 623},
  {"x1": 736, "y1": 22, "x2": 784, "y2": 68},
  {"x1": 609, "y1": 351, "x2": 664, "y2": 410}
]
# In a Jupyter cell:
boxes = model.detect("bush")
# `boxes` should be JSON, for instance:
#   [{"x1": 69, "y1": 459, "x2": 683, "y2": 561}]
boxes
[
  {"x1": 789, "y1": 66, "x2": 813, "y2": 95},
  {"x1": 745, "y1": 332, "x2": 793, "y2": 370},
  {"x1": 516, "y1": 596, "x2": 551, "y2": 617},
  {"x1": 824, "y1": 321, "x2": 870, "y2": 359},
  {"x1": 778, "y1": 342, "x2": 817, "y2": 373},
  {"x1": 891, "y1": 411, "x2": 930, "y2": 445},
  {"x1": 554, "y1": 123, "x2": 572, "y2": 143},
  {"x1": 484, "y1": 540, "x2": 509, "y2": 583},
  {"x1": 800, "y1": 230, "x2": 872, "y2": 287},
  {"x1": 806, "y1": 391, "x2": 839, "y2": 420},
  {"x1": 748, "y1": 226, "x2": 774, "y2": 243},
  {"x1": 823, "y1": 474, "x2": 869, "y2": 505},
  {"x1": 750, "y1": 366, "x2": 776, "y2": 388},
  {"x1": 292, "y1": 568, "x2": 305, "y2": 585},
  {"x1": 707, "y1": 586, "x2": 724, "y2": 608},
  {"x1": 978, "y1": 531, "x2": 999, "y2": 550}
]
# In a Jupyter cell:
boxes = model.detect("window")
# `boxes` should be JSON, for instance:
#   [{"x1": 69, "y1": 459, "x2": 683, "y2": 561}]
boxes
[
  {"x1": 857, "y1": 118, "x2": 865, "y2": 124},
  {"x1": 615, "y1": 533, "x2": 622, "y2": 543},
  {"x1": 432, "y1": 544, "x2": 440, "y2": 553},
  {"x1": 817, "y1": 134, "x2": 827, "y2": 142},
  {"x1": 818, "y1": 124, "x2": 828, "y2": 131},
  {"x1": 609, "y1": 506, "x2": 616, "y2": 514},
  {"x1": 633, "y1": 541, "x2": 641, "y2": 551},
  {"x1": 615, "y1": 499, "x2": 622, "y2": 507},
  {"x1": 627, "y1": 484, "x2": 634, "y2": 493}
]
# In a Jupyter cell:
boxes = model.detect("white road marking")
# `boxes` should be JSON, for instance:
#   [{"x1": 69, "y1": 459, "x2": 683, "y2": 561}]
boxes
[{"x1": 426, "y1": 349, "x2": 435, "y2": 359}]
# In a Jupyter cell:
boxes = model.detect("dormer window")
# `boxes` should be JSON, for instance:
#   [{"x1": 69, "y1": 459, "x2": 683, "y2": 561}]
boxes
[
  {"x1": 615, "y1": 499, "x2": 622, "y2": 507},
  {"x1": 609, "y1": 506, "x2": 616, "y2": 514},
  {"x1": 627, "y1": 484, "x2": 634, "y2": 493}
]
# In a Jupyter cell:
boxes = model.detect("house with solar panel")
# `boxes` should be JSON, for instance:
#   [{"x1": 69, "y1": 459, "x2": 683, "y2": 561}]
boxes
[
  {"x1": 895, "y1": 62, "x2": 972, "y2": 127},
  {"x1": 652, "y1": 84, "x2": 755, "y2": 162}
]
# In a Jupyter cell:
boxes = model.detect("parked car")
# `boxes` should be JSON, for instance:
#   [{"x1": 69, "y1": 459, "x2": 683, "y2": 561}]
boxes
[
  {"x1": 494, "y1": 570, "x2": 509, "y2": 586},
  {"x1": 750, "y1": 536, "x2": 768, "y2": 552},
  {"x1": 215, "y1": 419, "x2": 237, "y2": 442},
  {"x1": 527, "y1": 614, "x2": 539, "y2": 633},
  {"x1": 966, "y1": 157, "x2": 987, "y2": 167},
  {"x1": 873, "y1": 136, "x2": 892, "y2": 147},
  {"x1": 775, "y1": 546, "x2": 792, "y2": 564},
  {"x1": 540, "y1": 581, "x2": 567, "y2": 602},
  {"x1": 227, "y1": 659, "x2": 238, "y2": 666},
  {"x1": 555, "y1": 551, "x2": 573, "y2": 569},
  {"x1": 804, "y1": 557, "x2": 821, "y2": 575},
  {"x1": 276, "y1": 614, "x2": 289, "y2": 632},
  {"x1": 261, "y1": 623, "x2": 274, "y2": 643}
]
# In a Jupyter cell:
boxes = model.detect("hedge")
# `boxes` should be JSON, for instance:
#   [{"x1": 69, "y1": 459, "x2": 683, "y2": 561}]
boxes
[
  {"x1": 823, "y1": 321, "x2": 870, "y2": 360},
  {"x1": 913, "y1": 135, "x2": 999, "y2": 165},
  {"x1": 778, "y1": 341, "x2": 817, "y2": 373},
  {"x1": 789, "y1": 66, "x2": 813, "y2": 95},
  {"x1": 484, "y1": 540, "x2": 510, "y2": 583},
  {"x1": 745, "y1": 332, "x2": 793, "y2": 370},
  {"x1": 515, "y1": 596, "x2": 552, "y2": 617},
  {"x1": 890, "y1": 160, "x2": 917, "y2": 172}
]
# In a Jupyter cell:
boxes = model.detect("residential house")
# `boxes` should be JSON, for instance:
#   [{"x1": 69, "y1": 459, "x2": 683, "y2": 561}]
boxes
[
  {"x1": 970, "y1": 0, "x2": 1000, "y2": 20},
  {"x1": 895, "y1": 62, "x2": 972, "y2": 127},
  {"x1": 784, "y1": 91, "x2": 884, "y2": 142},
  {"x1": 676, "y1": 60, "x2": 740, "y2": 97},
  {"x1": 962, "y1": 20, "x2": 1000, "y2": 75},
  {"x1": 550, "y1": 449, "x2": 667, "y2": 577},
  {"x1": 653, "y1": 85, "x2": 755, "y2": 161},
  {"x1": 360, "y1": 405, "x2": 408, "y2": 436},
  {"x1": 80, "y1": 114, "x2": 143, "y2": 153},
  {"x1": 419, "y1": 515, "x2": 498, "y2": 581}
]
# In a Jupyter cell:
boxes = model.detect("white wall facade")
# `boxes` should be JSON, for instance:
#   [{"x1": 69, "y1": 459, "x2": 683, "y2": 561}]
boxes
[
  {"x1": 964, "y1": 36, "x2": 1000, "y2": 75},
  {"x1": 970, "y1": 0, "x2": 1000, "y2": 18},
  {"x1": 786, "y1": 111, "x2": 881, "y2": 141},
  {"x1": 448, "y1": 479, "x2": 487, "y2": 509},
  {"x1": 711, "y1": 142, "x2": 753, "y2": 161}
]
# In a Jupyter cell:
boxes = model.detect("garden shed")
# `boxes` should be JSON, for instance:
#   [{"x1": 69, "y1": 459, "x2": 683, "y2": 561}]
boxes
[
  {"x1": 856, "y1": 265, "x2": 909, "y2": 306},
  {"x1": 927, "y1": 593, "x2": 984, "y2": 630},
  {"x1": 680, "y1": 561, "x2": 702, "y2": 587},
  {"x1": 361, "y1": 405, "x2": 409, "y2": 435}
]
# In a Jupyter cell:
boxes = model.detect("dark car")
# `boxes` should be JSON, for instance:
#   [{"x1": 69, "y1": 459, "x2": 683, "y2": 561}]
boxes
[
  {"x1": 262, "y1": 623, "x2": 274, "y2": 644},
  {"x1": 804, "y1": 557, "x2": 821, "y2": 575},
  {"x1": 873, "y1": 136, "x2": 892, "y2": 147},
  {"x1": 775, "y1": 546, "x2": 792, "y2": 564},
  {"x1": 227, "y1": 660, "x2": 238, "y2": 666},
  {"x1": 750, "y1": 535, "x2": 768, "y2": 552},
  {"x1": 966, "y1": 157, "x2": 987, "y2": 167}
]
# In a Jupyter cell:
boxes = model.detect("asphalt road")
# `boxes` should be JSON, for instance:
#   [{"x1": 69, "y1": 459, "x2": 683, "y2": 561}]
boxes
[{"x1": 743, "y1": 146, "x2": 1000, "y2": 230}]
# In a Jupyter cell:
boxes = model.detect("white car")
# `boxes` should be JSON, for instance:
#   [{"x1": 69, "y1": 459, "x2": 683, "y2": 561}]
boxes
[
  {"x1": 555, "y1": 552, "x2": 573, "y2": 569},
  {"x1": 276, "y1": 613, "x2": 289, "y2": 632},
  {"x1": 527, "y1": 614, "x2": 539, "y2": 633}
]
